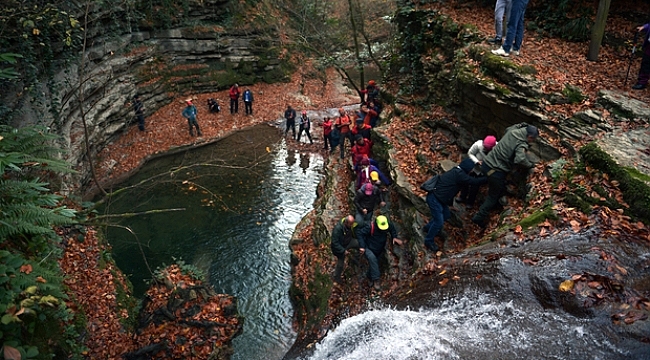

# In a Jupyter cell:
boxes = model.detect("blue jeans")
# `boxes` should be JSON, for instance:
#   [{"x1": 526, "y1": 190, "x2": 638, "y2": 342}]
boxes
[
  {"x1": 424, "y1": 193, "x2": 449, "y2": 249},
  {"x1": 494, "y1": 0, "x2": 512, "y2": 40},
  {"x1": 365, "y1": 249, "x2": 382, "y2": 281},
  {"x1": 502, "y1": 0, "x2": 529, "y2": 52}
]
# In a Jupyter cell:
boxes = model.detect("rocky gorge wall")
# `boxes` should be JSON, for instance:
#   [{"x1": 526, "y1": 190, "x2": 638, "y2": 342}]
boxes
[{"x1": 1, "y1": 0, "x2": 287, "y2": 190}]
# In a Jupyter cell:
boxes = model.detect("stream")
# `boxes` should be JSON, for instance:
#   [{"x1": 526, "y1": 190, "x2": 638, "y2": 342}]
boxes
[{"x1": 101, "y1": 124, "x2": 323, "y2": 360}]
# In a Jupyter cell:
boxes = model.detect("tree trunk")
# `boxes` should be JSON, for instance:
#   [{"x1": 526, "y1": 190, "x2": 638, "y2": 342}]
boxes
[
  {"x1": 587, "y1": 0, "x2": 611, "y2": 61},
  {"x1": 347, "y1": 0, "x2": 365, "y2": 102}
]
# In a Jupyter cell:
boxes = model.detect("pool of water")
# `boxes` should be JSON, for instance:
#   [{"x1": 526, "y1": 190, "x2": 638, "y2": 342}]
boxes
[{"x1": 100, "y1": 124, "x2": 323, "y2": 360}]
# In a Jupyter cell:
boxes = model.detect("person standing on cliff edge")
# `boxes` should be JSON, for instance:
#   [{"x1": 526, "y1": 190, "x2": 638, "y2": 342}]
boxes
[
  {"x1": 229, "y1": 83, "x2": 240, "y2": 114},
  {"x1": 182, "y1": 99, "x2": 202, "y2": 137},
  {"x1": 243, "y1": 87, "x2": 254, "y2": 114}
]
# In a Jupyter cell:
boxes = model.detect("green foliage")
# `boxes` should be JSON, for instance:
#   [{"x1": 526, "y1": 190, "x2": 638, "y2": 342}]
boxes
[
  {"x1": 152, "y1": 258, "x2": 206, "y2": 283},
  {"x1": 562, "y1": 84, "x2": 586, "y2": 104},
  {"x1": 527, "y1": 0, "x2": 593, "y2": 41},
  {"x1": 0, "y1": 125, "x2": 85, "y2": 358}
]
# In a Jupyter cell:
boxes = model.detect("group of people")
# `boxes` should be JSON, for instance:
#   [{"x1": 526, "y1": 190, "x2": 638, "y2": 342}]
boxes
[
  {"x1": 284, "y1": 80, "x2": 383, "y2": 159},
  {"x1": 331, "y1": 121, "x2": 540, "y2": 291}
]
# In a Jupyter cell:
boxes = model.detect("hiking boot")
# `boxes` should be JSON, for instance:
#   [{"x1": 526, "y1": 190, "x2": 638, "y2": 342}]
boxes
[
  {"x1": 632, "y1": 83, "x2": 647, "y2": 90},
  {"x1": 373, "y1": 280, "x2": 381, "y2": 290},
  {"x1": 425, "y1": 243, "x2": 439, "y2": 253},
  {"x1": 471, "y1": 216, "x2": 486, "y2": 229},
  {"x1": 511, "y1": 50, "x2": 521, "y2": 56},
  {"x1": 487, "y1": 37, "x2": 502, "y2": 45},
  {"x1": 491, "y1": 47, "x2": 509, "y2": 57}
]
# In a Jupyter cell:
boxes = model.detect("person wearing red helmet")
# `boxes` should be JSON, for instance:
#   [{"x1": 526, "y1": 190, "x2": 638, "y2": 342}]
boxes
[{"x1": 297, "y1": 110, "x2": 313, "y2": 144}]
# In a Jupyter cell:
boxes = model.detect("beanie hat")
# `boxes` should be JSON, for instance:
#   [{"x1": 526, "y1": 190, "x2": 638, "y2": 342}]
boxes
[
  {"x1": 459, "y1": 157, "x2": 475, "y2": 174},
  {"x1": 483, "y1": 135, "x2": 497, "y2": 150},
  {"x1": 376, "y1": 215, "x2": 389, "y2": 230},
  {"x1": 368, "y1": 80, "x2": 376, "y2": 86},
  {"x1": 526, "y1": 125, "x2": 539, "y2": 138},
  {"x1": 361, "y1": 157, "x2": 370, "y2": 166},
  {"x1": 302, "y1": 110, "x2": 307, "y2": 115},
  {"x1": 370, "y1": 171, "x2": 379, "y2": 181}
]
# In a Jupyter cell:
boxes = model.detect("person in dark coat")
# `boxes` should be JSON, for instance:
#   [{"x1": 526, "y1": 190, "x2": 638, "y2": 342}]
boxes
[
  {"x1": 357, "y1": 215, "x2": 403, "y2": 290},
  {"x1": 633, "y1": 23, "x2": 650, "y2": 90},
  {"x1": 353, "y1": 183, "x2": 385, "y2": 226},
  {"x1": 423, "y1": 158, "x2": 487, "y2": 252},
  {"x1": 284, "y1": 105, "x2": 297, "y2": 139},
  {"x1": 297, "y1": 110, "x2": 313, "y2": 144},
  {"x1": 472, "y1": 123, "x2": 539, "y2": 228},
  {"x1": 133, "y1": 95, "x2": 145, "y2": 131},
  {"x1": 331, "y1": 215, "x2": 359, "y2": 283}
]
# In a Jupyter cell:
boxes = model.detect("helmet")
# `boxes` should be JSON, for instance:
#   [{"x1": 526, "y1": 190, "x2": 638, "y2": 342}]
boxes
[{"x1": 483, "y1": 135, "x2": 497, "y2": 150}]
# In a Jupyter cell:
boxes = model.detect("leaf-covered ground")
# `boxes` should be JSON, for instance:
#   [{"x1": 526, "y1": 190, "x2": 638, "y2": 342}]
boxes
[{"x1": 75, "y1": 1, "x2": 650, "y2": 356}]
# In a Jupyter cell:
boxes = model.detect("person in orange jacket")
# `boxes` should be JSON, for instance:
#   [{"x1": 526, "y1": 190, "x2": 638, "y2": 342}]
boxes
[{"x1": 334, "y1": 108, "x2": 352, "y2": 159}]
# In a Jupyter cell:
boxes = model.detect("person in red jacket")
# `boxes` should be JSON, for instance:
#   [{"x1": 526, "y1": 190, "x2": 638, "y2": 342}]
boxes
[
  {"x1": 334, "y1": 108, "x2": 352, "y2": 159},
  {"x1": 359, "y1": 103, "x2": 377, "y2": 127},
  {"x1": 321, "y1": 117, "x2": 333, "y2": 151},
  {"x1": 351, "y1": 119, "x2": 372, "y2": 140},
  {"x1": 229, "y1": 84, "x2": 240, "y2": 114},
  {"x1": 351, "y1": 135, "x2": 372, "y2": 163}
]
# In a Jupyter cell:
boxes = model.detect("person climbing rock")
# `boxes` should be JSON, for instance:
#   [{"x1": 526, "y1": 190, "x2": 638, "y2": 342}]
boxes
[
  {"x1": 458, "y1": 135, "x2": 497, "y2": 207},
  {"x1": 422, "y1": 158, "x2": 487, "y2": 253},
  {"x1": 633, "y1": 23, "x2": 650, "y2": 90},
  {"x1": 182, "y1": 99, "x2": 202, "y2": 137},
  {"x1": 331, "y1": 215, "x2": 360, "y2": 284},
  {"x1": 357, "y1": 215, "x2": 402, "y2": 291},
  {"x1": 354, "y1": 182, "x2": 385, "y2": 226},
  {"x1": 472, "y1": 123, "x2": 539, "y2": 228}
]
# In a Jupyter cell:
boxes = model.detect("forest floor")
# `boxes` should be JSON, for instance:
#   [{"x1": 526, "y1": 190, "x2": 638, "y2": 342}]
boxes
[{"x1": 76, "y1": 1, "x2": 650, "y2": 357}]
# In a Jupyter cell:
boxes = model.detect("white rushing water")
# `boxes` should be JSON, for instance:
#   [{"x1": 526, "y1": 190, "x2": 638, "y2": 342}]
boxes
[{"x1": 306, "y1": 293, "x2": 633, "y2": 360}]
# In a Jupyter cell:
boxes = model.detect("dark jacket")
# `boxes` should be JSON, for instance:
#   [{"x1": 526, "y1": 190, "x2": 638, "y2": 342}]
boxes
[
  {"x1": 432, "y1": 159, "x2": 487, "y2": 205},
  {"x1": 331, "y1": 218, "x2": 357, "y2": 257},
  {"x1": 354, "y1": 184, "x2": 384, "y2": 212},
  {"x1": 284, "y1": 108, "x2": 296, "y2": 122},
  {"x1": 484, "y1": 124, "x2": 535, "y2": 172},
  {"x1": 357, "y1": 220, "x2": 397, "y2": 255}
]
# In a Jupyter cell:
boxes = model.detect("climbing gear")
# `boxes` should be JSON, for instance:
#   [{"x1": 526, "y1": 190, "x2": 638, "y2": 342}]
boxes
[{"x1": 624, "y1": 31, "x2": 640, "y2": 88}]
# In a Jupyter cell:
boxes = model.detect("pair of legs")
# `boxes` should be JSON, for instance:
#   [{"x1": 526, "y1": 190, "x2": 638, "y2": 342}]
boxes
[
  {"x1": 502, "y1": 0, "x2": 529, "y2": 53},
  {"x1": 423, "y1": 192, "x2": 449, "y2": 252},
  {"x1": 244, "y1": 101, "x2": 253, "y2": 114},
  {"x1": 136, "y1": 115, "x2": 145, "y2": 131},
  {"x1": 323, "y1": 133, "x2": 332, "y2": 150},
  {"x1": 339, "y1": 131, "x2": 352, "y2": 159},
  {"x1": 297, "y1": 127, "x2": 313, "y2": 144},
  {"x1": 285, "y1": 120, "x2": 296, "y2": 139},
  {"x1": 230, "y1": 98, "x2": 239, "y2": 114},
  {"x1": 472, "y1": 168, "x2": 507, "y2": 227},
  {"x1": 188, "y1": 118, "x2": 202, "y2": 136},
  {"x1": 333, "y1": 238, "x2": 360, "y2": 282},
  {"x1": 354, "y1": 210, "x2": 373, "y2": 228},
  {"x1": 493, "y1": 0, "x2": 513, "y2": 42},
  {"x1": 634, "y1": 47, "x2": 650, "y2": 89}
]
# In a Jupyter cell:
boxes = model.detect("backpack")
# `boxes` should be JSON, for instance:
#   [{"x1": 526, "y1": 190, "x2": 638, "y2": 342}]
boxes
[{"x1": 420, "y1": 175, "x2": 439, "y2": 192}]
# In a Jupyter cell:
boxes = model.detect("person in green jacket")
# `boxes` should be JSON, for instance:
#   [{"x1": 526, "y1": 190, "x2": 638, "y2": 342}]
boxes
[
  {"x1": 330, "y1": 215, "x2": 359, "y2": 283},
  {"x1": 471, "y1": 123, "x2": 538, "y2": 228},
  {"x1": 182, "y1": 99, "x2": 202, "y2": 136}
]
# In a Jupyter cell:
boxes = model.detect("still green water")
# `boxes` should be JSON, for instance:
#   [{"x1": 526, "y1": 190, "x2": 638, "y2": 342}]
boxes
[{"x1": 101, "y1": 124, "x2": 323, "y2": 360}]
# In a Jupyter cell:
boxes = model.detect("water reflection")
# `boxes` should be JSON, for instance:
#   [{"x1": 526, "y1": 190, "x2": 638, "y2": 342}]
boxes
[{"x1": 101, "y1": 124, "x2": 323, "y2": 360}]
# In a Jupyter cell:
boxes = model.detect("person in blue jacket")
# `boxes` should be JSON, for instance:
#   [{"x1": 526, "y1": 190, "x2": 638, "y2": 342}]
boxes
[
  {"x1": 243, "y1": 88, "x2": 254, "y2": 114},
  {"x1": 182, "y1": 99, "x2": 202, "y2": 136}
]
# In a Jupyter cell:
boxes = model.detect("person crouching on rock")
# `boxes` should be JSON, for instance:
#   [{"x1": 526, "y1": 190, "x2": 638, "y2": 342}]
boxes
[
  {"x1": 357, "y1": 215, "x2": 402, "y2": 291},
  {"x1": 182, "y1": 99, "x2": 202, "y2": 137}
]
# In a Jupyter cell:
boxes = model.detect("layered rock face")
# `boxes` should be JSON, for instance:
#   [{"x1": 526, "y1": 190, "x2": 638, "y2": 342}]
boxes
[{"x1": 2, "y1": 0, "x2": 284, "y2": 189}]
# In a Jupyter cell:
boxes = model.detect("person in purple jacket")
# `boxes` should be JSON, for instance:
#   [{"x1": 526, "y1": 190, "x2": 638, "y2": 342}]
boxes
[{"x1": 633, "y1": 23, "x2": 650, "y2": 90}]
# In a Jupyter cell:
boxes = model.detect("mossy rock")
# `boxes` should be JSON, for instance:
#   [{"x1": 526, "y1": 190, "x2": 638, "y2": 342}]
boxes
[
  {"x1": 580, "y1": 142, "x2": 650, "y2": 224},
  {"x1": 518, "y1": 206, "x2": 559, "y2": 230}
]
